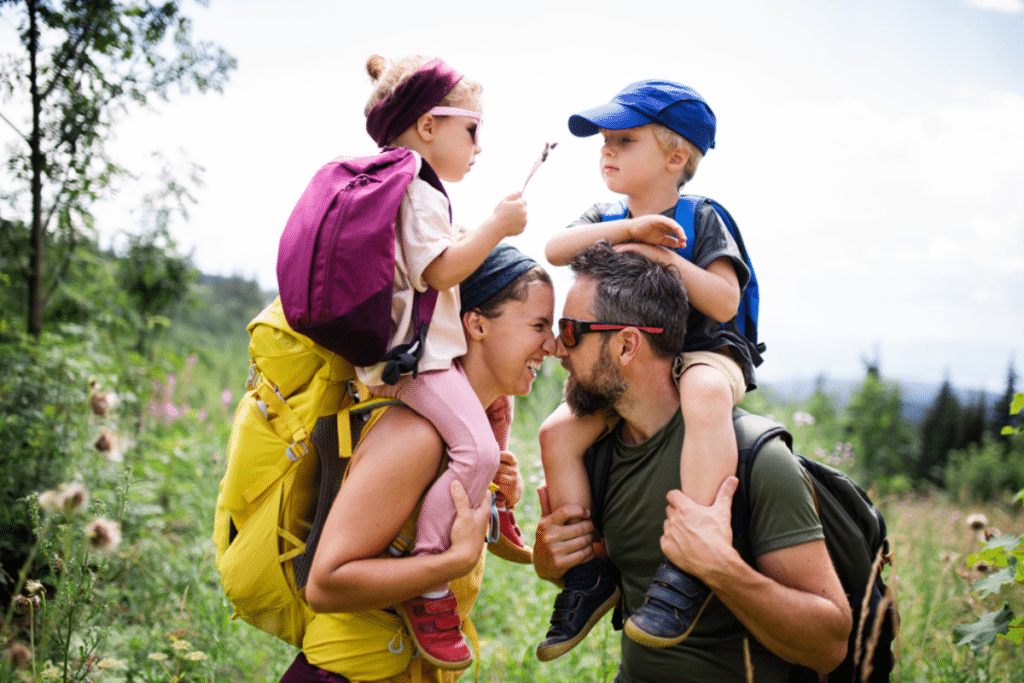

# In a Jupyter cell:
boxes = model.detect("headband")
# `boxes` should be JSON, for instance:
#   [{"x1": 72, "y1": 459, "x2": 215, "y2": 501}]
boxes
[
  {"x1": 460, "y1": 243, "x2": 539, "y2": 314},
  {"x1": 365, "y1": 58, "x2": 465, "y2": 147}
]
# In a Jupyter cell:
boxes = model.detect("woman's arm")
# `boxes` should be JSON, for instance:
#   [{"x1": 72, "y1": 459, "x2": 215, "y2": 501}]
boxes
[{"x1": 305, "y1": 407, "x2": 491, "y2": 613}]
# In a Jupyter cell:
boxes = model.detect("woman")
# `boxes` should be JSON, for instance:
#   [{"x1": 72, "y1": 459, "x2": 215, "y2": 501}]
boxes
[{"x1": 285, "y1": 244, "x2": 556, "y2": 683}]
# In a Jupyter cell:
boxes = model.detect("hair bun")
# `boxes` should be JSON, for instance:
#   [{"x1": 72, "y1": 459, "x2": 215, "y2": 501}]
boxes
[{"x1": 366, "y1": 54, "x2": 389, "y2": 82}]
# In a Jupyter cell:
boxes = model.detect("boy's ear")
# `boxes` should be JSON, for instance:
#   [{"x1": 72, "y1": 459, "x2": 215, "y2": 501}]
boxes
[
  {"x1": 666, "y1": 144, "x2": 690, "y2": 174},
  {"x1": 463, "y1": 309, "x2": 487, "y2": 341}
]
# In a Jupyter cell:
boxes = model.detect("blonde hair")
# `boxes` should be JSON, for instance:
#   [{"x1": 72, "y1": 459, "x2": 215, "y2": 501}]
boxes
[
  {"x1": 651, "y1": 123, "x2": 704, "y2": 189},
  {"x1": 363, "y1": 54, "x2": 482, "y2": 116}
]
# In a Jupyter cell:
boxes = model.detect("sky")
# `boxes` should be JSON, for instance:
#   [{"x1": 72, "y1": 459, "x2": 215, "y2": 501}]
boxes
[{"x1": 2, "y1": 0, "x2": 1023, "y2": 393}]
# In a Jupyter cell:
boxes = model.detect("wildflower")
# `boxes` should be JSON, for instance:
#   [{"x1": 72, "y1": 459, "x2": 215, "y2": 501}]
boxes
[
  {"x1": 220, "y1": 388, "x2": 233, "y2": 408},
  {"x1": 148, "y1": 652, "x2": 169, "y2": 661},
  {"x1": 97, "y1": 658, "x2": 124, "y2": 669},
  {"x1": 40, "y1": 664, "x2": 62, "y2": 680},
  {"x1": 25, "y1": 580, "x2": 44, "y2": 595},
  {"x1": 186, "y1": 353, "x2": 198, "y2": 368},
  {"x1": 89, "y1": 379, "x2": 119, "y2": 417},
  {"x1": 184, "y1": 651, "x2": 208, "y2": 661},
  {"x1": 196, "y1": 407, "x2": 208, "y2": 422},
  {"x1": 3, "y1": 642, "x2": 32, "y2": 670},
  {"x1": 37, "y1": 489, "x2": 61, "y2": 513},
  {"x1": 965, "y1": 513, "x2": 988, "y2": 531},
  {"x1": 792, "y1": 411, "x2": 816, "y2": 426},
  {"x1": 171, "y1": 639, "x2": 191, "y2": 651},
  {"x1": 57, "y1": 482, "x2": 89, "y2": 515},
  {"x1": 84, "y1": 517, "x2": 121, "y2": 553},
  {"x1": 94, "y1": 428, "x2": 125, "y2": 462},
  {"x1": 12, "y1": 595, "x2": 32, "y2": 616}
]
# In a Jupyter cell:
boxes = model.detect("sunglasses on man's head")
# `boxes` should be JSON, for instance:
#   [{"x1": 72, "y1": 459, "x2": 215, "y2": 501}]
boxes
[{"x1": 557, "y1": 317, "x2": 665, "y2": 349}]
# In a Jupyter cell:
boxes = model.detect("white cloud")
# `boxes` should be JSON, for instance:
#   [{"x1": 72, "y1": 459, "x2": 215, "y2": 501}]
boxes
[{"x1": 964, "y1": 0, "x2": 1024, "y2": 13}]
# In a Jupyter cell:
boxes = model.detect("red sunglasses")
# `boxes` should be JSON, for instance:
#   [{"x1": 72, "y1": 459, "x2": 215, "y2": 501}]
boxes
[{"x1": 557, "y1": 317, "x2": 664, "y2": 349}]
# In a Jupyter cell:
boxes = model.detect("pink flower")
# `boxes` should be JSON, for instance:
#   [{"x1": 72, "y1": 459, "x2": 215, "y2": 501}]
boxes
[{"x1": 220, "y1": 389, "x2": 233, "y2": 408}]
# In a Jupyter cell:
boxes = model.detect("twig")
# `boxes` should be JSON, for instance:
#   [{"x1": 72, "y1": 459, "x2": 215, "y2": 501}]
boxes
[{"x1": 521, "y1": 142, "x2": 557, "y2": 193}]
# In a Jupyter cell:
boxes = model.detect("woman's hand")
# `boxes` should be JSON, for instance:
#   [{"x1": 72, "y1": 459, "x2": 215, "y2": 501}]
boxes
[{"x1": 447, "y1": 480, "x2": 491, "y2": 572}]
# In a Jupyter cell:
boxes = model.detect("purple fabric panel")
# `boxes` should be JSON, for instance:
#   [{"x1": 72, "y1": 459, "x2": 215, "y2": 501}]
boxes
[
  {"x1": 365, "y1": 58, "x2": 463, "y2": 147},
  {"x1": 279, "y1": 652, "x2": 350, "y2": 683}
]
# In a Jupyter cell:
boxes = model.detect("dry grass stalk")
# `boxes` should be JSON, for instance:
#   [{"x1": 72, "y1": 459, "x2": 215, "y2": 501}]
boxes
[
  {"x1": 859, "y1": 586, "x2": 895, "y2": 683},
  {"x1": 852, "y1": 546, "x2": 886, "y2": 675},
  {"x1": 743, "y1": 636, "x2": 754, "y2": 683}
]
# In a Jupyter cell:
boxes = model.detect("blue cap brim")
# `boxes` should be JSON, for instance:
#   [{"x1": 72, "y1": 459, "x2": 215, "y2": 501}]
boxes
[{"x1": 568, "y1": 102, "x2": 656, "y2": 137}]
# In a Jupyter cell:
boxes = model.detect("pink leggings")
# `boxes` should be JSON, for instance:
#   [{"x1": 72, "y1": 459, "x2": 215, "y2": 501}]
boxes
[{"x1": 372, "y1": 363, "x2": 501, "y2": 568}]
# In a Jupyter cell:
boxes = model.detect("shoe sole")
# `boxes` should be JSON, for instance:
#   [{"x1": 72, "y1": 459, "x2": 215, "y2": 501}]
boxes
[
  {"x1": 487, "y1": 537, "x2": 533, "y2": 564},
  {"x1": 535, "y1": 586, "x2": 622, "y2": 662},
  {"x1": 397, "y1": 608, "x2": 473, "y2": 671},
  {"x1": 623, "y1": 594, "x2": 713, "y2": 648}
]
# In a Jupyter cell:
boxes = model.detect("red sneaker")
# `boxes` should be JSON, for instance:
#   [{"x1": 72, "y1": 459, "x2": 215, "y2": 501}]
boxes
[
  {"x1": 398, "y1": 591, "x2": 472, "y2": 671},
  {"x1": 487, "y1": 509, "x2": 533, "y2": 564}
]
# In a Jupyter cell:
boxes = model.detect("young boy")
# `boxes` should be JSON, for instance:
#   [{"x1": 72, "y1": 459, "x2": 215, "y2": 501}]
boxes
[{"x1": 536, "y1": 80, "x2": 759, "y2": 660}]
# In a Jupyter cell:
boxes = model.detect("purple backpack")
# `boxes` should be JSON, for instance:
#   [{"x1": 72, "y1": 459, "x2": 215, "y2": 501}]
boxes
[{"x1": 277, "y1": 147, "x2": 447, "y2": 384}]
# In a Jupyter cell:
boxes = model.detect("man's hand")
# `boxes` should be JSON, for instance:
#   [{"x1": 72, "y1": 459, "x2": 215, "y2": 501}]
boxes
[
  {"x1": 661, "y1": 476, "x2": 742, "y2": 580},
  {"x1": 627, "y1": 214, "x2": 687, "y2": 249},
  {"x1": 533, "y1": 485, "x2": 596, "y2": 583}
]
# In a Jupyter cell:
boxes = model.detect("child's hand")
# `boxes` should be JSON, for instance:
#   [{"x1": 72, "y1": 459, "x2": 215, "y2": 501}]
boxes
[
  {"x1": 628, "y1": 214, "x2": 687, "y2": 250},
  {"x1": 493, "y1": 450, "x2": 524, "y2": 509},
  {"x1": 490, "y1": 192, "x2": 528, "y2": 237}
]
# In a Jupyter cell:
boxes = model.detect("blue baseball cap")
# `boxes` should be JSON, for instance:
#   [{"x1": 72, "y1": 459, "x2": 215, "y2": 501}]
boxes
[{"x1": 568, "y1": 80, "x2": 717, "y2": 154}]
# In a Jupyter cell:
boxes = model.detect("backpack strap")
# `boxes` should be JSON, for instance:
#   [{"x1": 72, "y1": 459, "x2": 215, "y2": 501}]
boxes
[
  {"x1": 600, "y1": 199, "x2": 697, "y2": 263},
  {"x1": 292, "y1": 397, "x2": 405, "y2": 589}
]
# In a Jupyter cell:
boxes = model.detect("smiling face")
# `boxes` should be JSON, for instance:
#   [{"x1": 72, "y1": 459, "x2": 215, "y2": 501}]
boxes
[
  {"x1": 472, "y1": 279, "x2": 556, "y2": 398},
  {"x1": 598, "y1": 124, "x2": 678, "y2": 197}
]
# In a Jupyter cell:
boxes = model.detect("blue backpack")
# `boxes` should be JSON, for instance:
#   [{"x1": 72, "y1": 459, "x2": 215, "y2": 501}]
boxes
[{"x1": 602, "y1": 195, "x2": 765, "y2": 363}]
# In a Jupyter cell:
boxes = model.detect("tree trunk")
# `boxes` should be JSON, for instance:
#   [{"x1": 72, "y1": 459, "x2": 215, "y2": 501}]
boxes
[{"x1": 27, "y1": 0, "x2": 44, "y2": 339}]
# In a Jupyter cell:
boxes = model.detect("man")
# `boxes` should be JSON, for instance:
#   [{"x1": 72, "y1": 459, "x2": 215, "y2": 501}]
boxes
[{"x1": 534, "y1": 242, "x2": 851, "y2": 682}]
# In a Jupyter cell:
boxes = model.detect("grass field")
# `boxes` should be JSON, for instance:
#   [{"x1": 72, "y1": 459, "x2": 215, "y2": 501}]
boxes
[{"x1": 4, "y1": 359, "x2": 1022, "y2": 682}]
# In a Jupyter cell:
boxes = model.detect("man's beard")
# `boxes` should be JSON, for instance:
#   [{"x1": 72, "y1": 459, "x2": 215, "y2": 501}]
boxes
[{"x1": 564, "y1": 345, "x2": 627, "y2": 417}]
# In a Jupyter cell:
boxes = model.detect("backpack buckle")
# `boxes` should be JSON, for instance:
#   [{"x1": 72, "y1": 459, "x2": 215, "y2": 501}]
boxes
[{"x1": 286, "y1": 440, "x2": 309, "y2": 462}]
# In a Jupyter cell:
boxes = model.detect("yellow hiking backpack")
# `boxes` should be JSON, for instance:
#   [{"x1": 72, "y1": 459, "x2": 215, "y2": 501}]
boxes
[{"x1": 213, "y1": 297, "x2": 407, "y2": 647}]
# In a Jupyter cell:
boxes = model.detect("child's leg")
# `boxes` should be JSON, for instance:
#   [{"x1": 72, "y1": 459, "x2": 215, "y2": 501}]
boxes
[
  {"x1": 535, "y1": 402, "x2": 621, "y2": 662},
  {"x1": 677, "y1": 363, "x2": 740, "y2": 505},
  {"x1": 373, "y1": 364, "x2": 500, "y2": 568},
  {"x1": 624, "y1": 350, "x2": 745, "y2": 649},
  {"x1": 538, "y1": 401, "x2": 606, "y2": 514}
]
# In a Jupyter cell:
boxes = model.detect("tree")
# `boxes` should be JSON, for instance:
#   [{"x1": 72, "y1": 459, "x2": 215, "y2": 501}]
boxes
[
  {"x1": 992, "y1": 357, "x2": 1019, "y2": 450},
  {"x1": 918, "y1": 375, "x2": 963, "y2": 481},
  {"x1": 0, "y1": 0, "x2": 235, "y2": 338},
  {"x1": 844, "y1": 356, "x2": 914, "y2": 481}
]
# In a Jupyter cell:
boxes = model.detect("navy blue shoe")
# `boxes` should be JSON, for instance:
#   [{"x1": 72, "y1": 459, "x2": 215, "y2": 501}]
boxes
[
  {"x1": 624, "y1": 560, "x2": 711, "y2": 648},
  {"x1": 536, "y1": 572, "x2": 621, "y2": 661}
]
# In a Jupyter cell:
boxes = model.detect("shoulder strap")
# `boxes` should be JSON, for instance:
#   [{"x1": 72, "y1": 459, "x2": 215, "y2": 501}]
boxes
[
  {"x1": 292, "y1": 397, "x2": 404, "y2": 589},
  {"x1": 730, "y1": 410, "x2": 792, "y2": 564}
]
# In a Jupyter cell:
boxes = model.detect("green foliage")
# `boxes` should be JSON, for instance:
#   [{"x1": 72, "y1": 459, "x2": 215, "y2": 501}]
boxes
[
  {"x1": 0, "y1": 0, "x2": 236, "y2": 336},
  {"x1": 844, "y1": 362, "x2": 915, "y2": 485}
]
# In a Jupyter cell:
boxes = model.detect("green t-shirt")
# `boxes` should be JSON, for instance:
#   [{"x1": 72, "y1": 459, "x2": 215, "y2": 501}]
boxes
[{"x1": 597, "y1": 409, "x2": 824, "y2": 683}]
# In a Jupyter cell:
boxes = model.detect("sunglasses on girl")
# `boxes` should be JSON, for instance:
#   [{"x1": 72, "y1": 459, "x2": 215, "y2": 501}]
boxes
[
  {"x1": 429, "y1": 106, "x2": 481, "y2": 144},
  {"x1": 557, "y1": 317, "x2": 665, "y2": 349}
]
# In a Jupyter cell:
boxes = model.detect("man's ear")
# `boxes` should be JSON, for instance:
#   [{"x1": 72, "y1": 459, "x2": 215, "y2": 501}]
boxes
[
  {"x1": 616, "y1": 328, "x2": 643, "y2": 368},
  {"x1": 463, "y1": 309, "x2": 487, "y2": 341}
]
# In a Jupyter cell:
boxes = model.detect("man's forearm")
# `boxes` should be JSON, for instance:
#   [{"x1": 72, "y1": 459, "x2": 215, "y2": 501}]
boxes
[{"x1": 703, "y1": 548, "x2": 851, "y2": 676}]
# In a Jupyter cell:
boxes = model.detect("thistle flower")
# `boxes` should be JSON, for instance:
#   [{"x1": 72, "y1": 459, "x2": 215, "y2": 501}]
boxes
[
  {"x1": 84, "y1": 517, "x2": 121, "y2": 553},
  {"x1": 3, "y1": 642, "x2": 32, "y2": 670},
  {"x1": 37, "y1": 489, "x2": 61, "y2": 513},
  {"x1": 94, "y1": 428, "x2": 125, "y2": 462},
  {"x1": 25, "y1": 579, "x2": 44, "y2": 595},
  {"x1": 57, "y1": 482, "x2": 89, "y2": 515},
  {"x1": 965, "y1": 512, "x2": 988, "y2": 531},
  {"x1": 522, "y1": 142, "x2": 558, "y2": 192},
  {"x1": 89, "y1": 379, "x2": 119, "y2": 417}
]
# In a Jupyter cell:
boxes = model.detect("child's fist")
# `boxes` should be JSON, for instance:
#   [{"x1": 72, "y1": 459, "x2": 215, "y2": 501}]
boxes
[{"x1": 492, "y1": 192, "x2": 528, "y2": 237}]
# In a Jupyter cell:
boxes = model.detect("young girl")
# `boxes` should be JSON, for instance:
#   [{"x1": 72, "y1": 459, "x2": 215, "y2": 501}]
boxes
[{"x1": 355, "y1": 54, "x2": 529, "y2": 671}]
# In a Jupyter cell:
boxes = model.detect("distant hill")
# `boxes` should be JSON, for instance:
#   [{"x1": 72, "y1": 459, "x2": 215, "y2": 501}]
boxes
[{"x1": 760, "y1": 377, "x2": 1003, "y2": 425}]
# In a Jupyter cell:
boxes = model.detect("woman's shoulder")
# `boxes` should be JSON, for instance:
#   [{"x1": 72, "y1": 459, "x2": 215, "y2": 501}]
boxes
[{"x1": 360, "y1": 402, "x2": 444, "y2": 453}]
